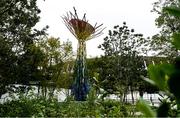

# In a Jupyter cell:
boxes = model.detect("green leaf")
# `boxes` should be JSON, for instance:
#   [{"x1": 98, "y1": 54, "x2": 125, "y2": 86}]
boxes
[
  {"x1": 140, "y1": 75, "x2": 156, "y2": 86},
  {"x1": 168, "y1": 71, "x2": 180, "y2": 99},
  {"x1": 148, "y1": 64, "x2": 174, "y2": 91},
  {"x1": 172, "y1": 33, "x2": 180, "y2": 50},
  {"x1": 164, "y1": 7, "x2": 180, "y2": 17},
  {"x1": 136, "y1": 99, "x2": 156, "y2": 117},
  {"x1": 157, "y1": 101, "x2": 170, "y2": 117},
  {"x1": 160, "y1": 64, "x2": 175, "y2": 75}
]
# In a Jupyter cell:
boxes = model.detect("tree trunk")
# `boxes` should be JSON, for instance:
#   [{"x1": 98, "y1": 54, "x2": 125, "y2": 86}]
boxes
[{"x1": 130, "y1": 86, "x2": 134, "y2": 104}]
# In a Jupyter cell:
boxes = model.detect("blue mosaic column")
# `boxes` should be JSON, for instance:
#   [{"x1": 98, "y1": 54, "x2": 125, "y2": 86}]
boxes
[{"x1": 72, "y1": 41, "x2": 90, "y2": 101}]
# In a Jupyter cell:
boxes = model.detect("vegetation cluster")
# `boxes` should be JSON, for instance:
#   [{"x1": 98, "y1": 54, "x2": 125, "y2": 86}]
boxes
[{"x1": 0, "y1": 0, "x2": 180, "y2": 117}]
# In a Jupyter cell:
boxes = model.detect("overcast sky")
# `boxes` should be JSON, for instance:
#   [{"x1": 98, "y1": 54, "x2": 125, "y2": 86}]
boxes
[{"x1": 36, "y1": 0, "x2": 160, "y2": 57}]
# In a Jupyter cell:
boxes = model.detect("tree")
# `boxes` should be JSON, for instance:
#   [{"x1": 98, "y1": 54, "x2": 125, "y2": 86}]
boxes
[
  {"x1": 36, "y1": 37, "x2": 74, "y2": 97},
  {"x1": 0, "y1": 0, "x2": 47, "y2": 97},
  {"x1": 0, "y1": 35, "x2": 17, "y2": 96},
  {"x1": 98, "y1": 22, "x2": 147, "y2": 103},
  {"x1": 151, "y1": 0, "x2": 180, "y2": 57},
  {"x1": 137, "y1": 4, "x2": 180, "y2": 117}
]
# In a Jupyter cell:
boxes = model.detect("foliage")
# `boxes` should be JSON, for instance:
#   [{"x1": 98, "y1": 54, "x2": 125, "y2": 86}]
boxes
[
  {"x1": 0, "y1": 90, "x2": 136, "y2": 117},
  {"x1": 97, "y1": 22, "x2": 147, "y2": 102},
  {"x1": 136, "y1": 99, "x2": 156, "y2": 117},
  {"x1": 0, "y1": 95, "x2": 61, "y2": 117},
  {"x1": 0, "y1": 0, "x2": 74, "y2": 100},
  {"x1": 24, "y1": 37, "x2": 74, "y2": 98},
  {"x1": 37, "y1": 37, "x2": 74, "y2": 88},
  {"x1": 0, "y1": 0, "x2": 47, "y2": 97},
  {"x1": 151, "y1": 0, "x2": 180, "y2": 57},
  {"x1": 137, "y1": 4, "x2": 180, "y2": 117},
  {"x1": 0, "y1": 35, "x2": 17, "y2": 96},
  {"x1": 148, "y1": 63, "x2": 174, "y2": 91}
]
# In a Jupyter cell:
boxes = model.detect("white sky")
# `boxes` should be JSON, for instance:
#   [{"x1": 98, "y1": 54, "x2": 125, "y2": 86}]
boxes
[{"x1": 36, "y1": 0, "x2": 160, "y2": 57}]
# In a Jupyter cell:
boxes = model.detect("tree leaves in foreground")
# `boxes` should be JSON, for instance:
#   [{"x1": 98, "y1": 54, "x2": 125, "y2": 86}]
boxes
[{"x1": 137, "y1": 4, "x2": 180, "y2": 117}]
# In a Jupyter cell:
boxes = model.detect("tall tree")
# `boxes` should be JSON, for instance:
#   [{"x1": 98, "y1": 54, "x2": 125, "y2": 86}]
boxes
[
  {"x1": 36, "y1": 37, "x2": 74, "y2": 97},
  {"x1": 98, "y1": 22, "x2": 147, "y2": 102},
  {"x1": 151, "y1": 0, "x2": 180, "y2": 57},
  {"x1": 0, "y1": 0, "x2": 47, "y2": 97}
]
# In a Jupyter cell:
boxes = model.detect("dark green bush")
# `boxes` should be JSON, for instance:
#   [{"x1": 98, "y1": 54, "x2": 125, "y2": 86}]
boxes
[{"x1": 0, "y1": 95, "x2": 135, "y2": 117}]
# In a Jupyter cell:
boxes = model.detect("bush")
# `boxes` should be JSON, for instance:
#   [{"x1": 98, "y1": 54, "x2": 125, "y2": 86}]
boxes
[
  {"x1": 0, "y1": 91, "x2": 136, "y2": 117},
  {"x1": 0, "y1": 96, "x2": 61, "y2": 117}
]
